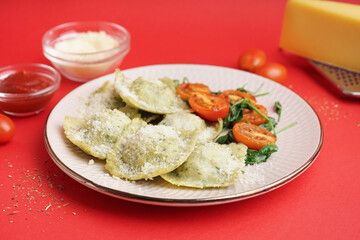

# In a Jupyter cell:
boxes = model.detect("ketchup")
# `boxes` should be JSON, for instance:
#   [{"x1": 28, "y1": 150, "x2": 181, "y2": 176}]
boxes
[
  {"x1": 0, "y1": 71, "x2": 56, "y2": 116},
  {"x1": 0, "y1": 71, "x2": 53, "y2": 93}
]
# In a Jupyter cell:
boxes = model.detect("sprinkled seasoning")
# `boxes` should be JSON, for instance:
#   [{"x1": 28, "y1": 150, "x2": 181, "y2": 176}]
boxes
[
  {"x1": 308, "y1": 96, "x2": 352, "y2": 122},
  {"x1": 3, "y1": 159, "x2": 89, "y2": 223}
]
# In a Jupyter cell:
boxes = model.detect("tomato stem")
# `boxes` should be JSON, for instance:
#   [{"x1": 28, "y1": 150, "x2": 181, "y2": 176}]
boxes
[
  {"x1": 275, "y1": 122, "x2": 298, "y2": 135},
  {"x1": 245, "y1": 99, "x2": 277, "y2": 137},
  {"x1": 253, "y1": 83, "x2": 264, "y2": 95},
  {"x1": 253, "y1": 92, "x2": 270, "y2": 97}
]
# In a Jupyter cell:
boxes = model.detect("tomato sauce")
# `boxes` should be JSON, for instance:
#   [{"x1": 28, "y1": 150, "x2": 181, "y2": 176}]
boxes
[
  {"x1": 0, "y1": 71, "x2": 53, "y2": 94},
  {"x1": 0, "y1": 71, "x2": 56, "y2": 116}
]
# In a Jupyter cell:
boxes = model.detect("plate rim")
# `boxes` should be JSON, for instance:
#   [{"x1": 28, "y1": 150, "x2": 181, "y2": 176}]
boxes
[{"x1": 44, "y1": 63, "x2": 324, "y2": 207}]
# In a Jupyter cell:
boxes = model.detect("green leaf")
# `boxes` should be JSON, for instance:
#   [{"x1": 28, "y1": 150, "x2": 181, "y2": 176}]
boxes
[
  {"x1": 245, "y1": 144, "x2": 278, "y2": 165},
  {"x1": 210, "y1": 91, "x2": 222, "y2": 95},
  {"x1": 259, "y1": 117, "x2": 277, "y2": 131},
  {"x1": 222, "y1": 98, "x2": 277, "y2": 135},
  {"x1": 236, "y1": 87, "x2": 250, "y2": 93},
  {"x1": 183, "y1": 99, "x2": 190, "y2": 107},
  {"x1": 222, "y1": 100, "x2": 247, "y2": 129},
  {"x1": 173, "y1": 79, "x2": 180, "y2": 89},
  {"x1": 216, "y1": 130, "x2": 237, "y2": 145},
  {"x1": 275, "y1": 101, "x2": 282, "y2": 122},
  {"x1": 237, "y1": 83, "x2": 269, "y2": 97},
  {"x1": 174, "y1": 77, "x2": 190, "y2": 90}
]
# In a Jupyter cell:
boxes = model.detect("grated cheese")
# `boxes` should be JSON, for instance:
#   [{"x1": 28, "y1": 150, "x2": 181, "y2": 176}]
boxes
[
  {"x1": 114, "y1": 70, "x2": 189, "y2": 114},
  {"x1": 161, "y1": 142, "x2": 247, "y2": 188},
  {"x1": 54, "y1": 31, "x2": 118, "y2": 62},
  {"x1": 76, "y1": 81, "x2": 125, "y2": 118},
  {"x1": 105, "y1": 118, "x2": 197, "y2": 180},
  {"x1": 64, "y1": 109, "x2": 131, "y2": 159}
]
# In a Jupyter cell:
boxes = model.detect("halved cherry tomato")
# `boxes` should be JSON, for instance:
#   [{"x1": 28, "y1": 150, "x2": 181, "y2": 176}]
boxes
[
  {"x1": 241, "y1": 104, "x2": 268, "y2": 125},
  {"x1": 176, "y1": 83, "x2": 210, "y2": 100},
  {"x1": 0, "y1": 114, "x2": 16, "y2": 143},
  {"x1": 220, "y1": 90, "x2": 257, "y2": 104},
  {"x1": 255, "y1": 62, "x2": 287, "y2": 84},
  {"x1": 233, "y1": 122, "x2": 276, "y2": 150},
  {"x1": 188, "y1": 92, "x2": 230, "y2": 121},
  {"x1": 238, "y1": 49, "x2": 267, "y2": 72}
]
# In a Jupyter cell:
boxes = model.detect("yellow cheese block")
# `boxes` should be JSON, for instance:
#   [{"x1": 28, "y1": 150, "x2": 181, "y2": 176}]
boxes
[{"x1": 280, "y1": 0, "x2": 360, "y2": 73}]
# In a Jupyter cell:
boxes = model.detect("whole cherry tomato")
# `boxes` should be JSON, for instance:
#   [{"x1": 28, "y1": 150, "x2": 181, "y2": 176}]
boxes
[
  {"x1": 238, "y1": 49, "x2": 267, "y2": 72},
  {"x1": 188, "y1": 92, "x2": 230, "y2": 122},
  {"x1": 255, "y1": 62, "x2": 287, "y2": 84},
  {"x1": 0, "y1": 114, "x2": 16, "y2": 143}
]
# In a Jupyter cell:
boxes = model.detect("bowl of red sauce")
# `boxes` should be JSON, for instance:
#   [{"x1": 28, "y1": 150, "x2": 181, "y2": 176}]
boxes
[{"x1": 0, "y1": 63, "x2": 61, "y2": 116}]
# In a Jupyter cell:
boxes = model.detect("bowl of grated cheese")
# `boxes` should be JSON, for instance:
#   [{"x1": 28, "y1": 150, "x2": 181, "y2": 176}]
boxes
[{"x1": 42, "y1": 21, "x2": 130, "y2": 82}]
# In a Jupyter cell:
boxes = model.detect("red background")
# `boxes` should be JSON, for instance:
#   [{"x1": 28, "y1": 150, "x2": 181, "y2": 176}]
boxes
[{"x1": 1, "y1": 0, "x2": 360, "y2": 239}]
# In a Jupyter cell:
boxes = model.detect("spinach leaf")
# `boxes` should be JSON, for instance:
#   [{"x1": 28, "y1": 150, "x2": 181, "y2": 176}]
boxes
[
  {"x1": 173, "y1": 79, "x2": 180, "y2": 89},
  {"x1": 236, "y1": 87, "x2": 250, "y2": 93},
  {"x1": 173, "y1": 77, "x2": 190, "y2": 90},
  {"x1": 222, "y1": 100, "x2": 247, "y2": 129},
  {"x1": 245, "y1": 144, "x2": 278, "y2": 165},
  {"x1": 237, "y1": 83, "x2": 270, "y2": 97},
  {"x1": 182, "y1": 77, "x2": 189, "y2": 83},
  {"x1": 275, "y1": 101, "x2": 282, "y2": 122},
  {"x1": 222, "y1": 98, "x2": 277, "y2": 136},
  {"x1": 184, "y1": 99, "x2": 190, "y2": 107},
  {"x1": 216, "y1": 130, "x2": 236, "y2": 144},
  {"x1": 259, "y1": 117, "x2": 277, "y2": 131},
  {"x1": 210, "y1": 91, "x2": 222, "y2": 95}
]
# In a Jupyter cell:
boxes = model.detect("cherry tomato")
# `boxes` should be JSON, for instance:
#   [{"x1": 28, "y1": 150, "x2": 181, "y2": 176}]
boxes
[
  {"x1": 233, "y1": 122, "x2": 276, "y2": 150},
  {"x1": 255, "y1": 62, "x2": 287, "y2": 84},
  {"x1": 238, "y1": 49, "x2": 267, "y2": 72},
  {"x1": 188, "y1": 92, "x2": 230, "y2": 122},
  {"x1": 176, "y1": 83, "x2": 210, "y2": 100},
  {"x1": 241, "y1": 104, "x2": 268, "y2": 125},
  {"x1": 220, "y1": 90, "x2": 257, "y2": 104},
  {"x1": 0, "y1": 114, "x2": 16, "y2": 143}
]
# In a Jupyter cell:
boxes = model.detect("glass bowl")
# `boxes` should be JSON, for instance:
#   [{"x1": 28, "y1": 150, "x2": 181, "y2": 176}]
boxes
[
  {"x1": 0, "y1": 63, "x2": 61, "y2": 117},
  {"x1": 42, "y1": 21, "x2": 130, "y2": 82}
]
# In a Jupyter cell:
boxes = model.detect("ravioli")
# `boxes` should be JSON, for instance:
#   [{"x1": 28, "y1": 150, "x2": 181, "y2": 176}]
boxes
[
  {"x1": 105, "y1": 118, "x2": 198, "y2": 180},
  {"x1": 159, "y1": 112, "x2": 222, "y2": 143},
  {"x1": 116, "y1": 105, "x2": 141, "y2": 119},
  {"x1": 161, "y1": 142, "x2": 247, "y2": 188},
  {"x1": 79, "y1": 80, "x2": 162, "y2": 122},
  {"x1": 114, "y1": 69, "x2": 190, "y2": 114},
  {"x1": 64, "y1": 109, "x2": 131, "y2": 160},
  {"x1": 77, "y1": 81, "x2": 126, "y2": 117},
  {"x1": 63, "y1": 70, "x2": 251, "y2": 189}
]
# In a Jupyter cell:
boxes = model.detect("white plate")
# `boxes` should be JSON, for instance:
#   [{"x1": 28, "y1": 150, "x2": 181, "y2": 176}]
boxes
[{"x1": 44, "y1": 64, "x2": 323, "y2": 207}]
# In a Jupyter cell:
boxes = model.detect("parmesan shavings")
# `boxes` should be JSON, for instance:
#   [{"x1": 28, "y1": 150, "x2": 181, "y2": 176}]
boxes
[{"x1": 54, "y1": 31, "x2": 118, "y2": 62}]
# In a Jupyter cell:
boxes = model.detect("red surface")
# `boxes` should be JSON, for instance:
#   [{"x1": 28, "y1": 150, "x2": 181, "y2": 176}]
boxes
[{"x1": 1, "y1": 0, "x2": 360, "y2": 239}]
